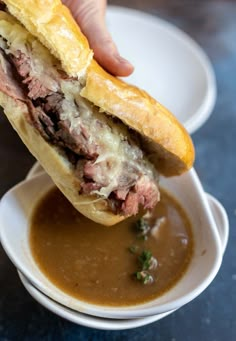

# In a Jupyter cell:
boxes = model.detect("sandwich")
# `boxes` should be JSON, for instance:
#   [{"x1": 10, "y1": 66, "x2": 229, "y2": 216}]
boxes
[{"x1": 0, "y1": 0, "x2": 194, "y2": 225}]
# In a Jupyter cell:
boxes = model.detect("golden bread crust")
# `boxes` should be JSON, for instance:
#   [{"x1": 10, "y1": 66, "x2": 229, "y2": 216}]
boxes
[
  {"x1": 3, "y1": 0, "x2": 93, "y2": 78},
  {"x1": 2, "y1": 1, "x2": 194, "y2": 176},
  {"x1": 81, "y1": 61, "x2": 195, "y2": 176},
  {"x1": 0, "y1": 2, "x2": 195, "y2": 225},
  {"x1": 0, "y1": 92, "x2": 124, "y2": 226}
]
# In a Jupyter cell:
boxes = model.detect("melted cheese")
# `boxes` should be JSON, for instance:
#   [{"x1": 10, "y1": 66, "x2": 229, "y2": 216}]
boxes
[
  {"x1": 0, "y1": 15, "x2": 159, "y2": 199},
  {"x1": 0, "y1": 19, "x2": 29, "y2": 54},
  {"x1": 60, "y1": 79, "x2": 158, "y2": 197},
  {"x1": 0, "y1": 18, "x2": 60, "y2": 92}
]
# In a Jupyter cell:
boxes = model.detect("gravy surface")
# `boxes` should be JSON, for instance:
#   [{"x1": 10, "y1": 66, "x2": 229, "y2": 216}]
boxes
[{"x1": 30, "y1": 187, "x2": 193, "y2": 306}]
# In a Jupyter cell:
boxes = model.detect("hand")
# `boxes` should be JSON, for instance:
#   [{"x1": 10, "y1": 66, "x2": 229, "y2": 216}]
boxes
[{"x1": 62, "y1": 0, "x2": 134, "y2": 77}]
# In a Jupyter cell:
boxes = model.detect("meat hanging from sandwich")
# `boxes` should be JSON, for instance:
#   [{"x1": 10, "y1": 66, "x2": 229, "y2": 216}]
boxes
[{"x1": 0, "y1": 1, "x2": 194, "y2": 226}]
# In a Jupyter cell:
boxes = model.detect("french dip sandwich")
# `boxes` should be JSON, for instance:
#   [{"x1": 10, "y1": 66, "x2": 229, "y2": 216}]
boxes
[{"x1": 0, "y1": 0, "x2": 194, "y2": 225}]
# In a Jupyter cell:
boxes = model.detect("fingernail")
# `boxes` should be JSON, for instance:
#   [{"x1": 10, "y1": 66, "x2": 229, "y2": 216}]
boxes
[{"x1": 116, "y1": 55, "x2": 133, "y2": 67}]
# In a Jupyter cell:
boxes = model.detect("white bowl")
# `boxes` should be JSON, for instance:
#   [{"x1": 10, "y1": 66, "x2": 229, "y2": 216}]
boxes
[
  {"x1": 0, "y1": 169, "x2": 228, "y2": 319},
  {"x1": 106, "y1": 6, "x2": 217, "y2": 133},
  {"x1": 15, "y1": 190, "x2": 227, "y2": 330},
  {"x1": 18, "y1": 271, "x2": 175, "y2": 330}
]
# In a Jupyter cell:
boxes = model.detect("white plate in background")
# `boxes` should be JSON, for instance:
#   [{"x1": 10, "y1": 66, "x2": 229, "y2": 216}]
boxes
[{"x1": 106, "y1": 6, "x2": 216, "y2": 134}]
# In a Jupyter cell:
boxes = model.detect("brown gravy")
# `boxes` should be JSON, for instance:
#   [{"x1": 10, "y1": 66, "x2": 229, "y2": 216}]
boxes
[{"x1": 30, "y1": 187, "x2": 193, "y2": 306}]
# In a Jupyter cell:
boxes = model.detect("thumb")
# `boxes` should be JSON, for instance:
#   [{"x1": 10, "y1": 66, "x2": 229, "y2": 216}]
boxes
[{"x1": 65, "y1": 0, "x2": 134, "y2": 77}]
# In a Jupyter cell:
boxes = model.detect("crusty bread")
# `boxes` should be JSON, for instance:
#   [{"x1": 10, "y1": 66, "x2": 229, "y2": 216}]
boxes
[
  {"x1": 3, "y1": 0, "x2": 194, "y2": 176},
  {"x1": 0, "y1": 1, "x2": 195, "y2": 225},
  {"x1": 3, "y1": 0, "x2": 93, "y2": 78},
  {"x1": 81, "y1": 60, "x2": 194, "y2": 176},
  {"x1": 0, "y1": 91, "x2": 125, "y2": 225}
]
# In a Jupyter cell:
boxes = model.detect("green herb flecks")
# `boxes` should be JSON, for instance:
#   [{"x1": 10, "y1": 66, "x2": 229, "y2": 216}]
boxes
[
  {"x1": 139, "y1": 250, "x2": 158, "y2": 270},
  {"x1": 128, "y1": 245, "x2": 139, "y2": 254},
  {"x1": 133, "y1": 250, "x2": 158, "y2": 285},
  {"x1": 136, "y1": 218, "x2": 151, "y2": 240},
  {"x1": 135, "y1": 271, "x2": 154, "y2": 285},
  {"x1": 130, "y1": 218, "x2": 158, "y2": 285}
]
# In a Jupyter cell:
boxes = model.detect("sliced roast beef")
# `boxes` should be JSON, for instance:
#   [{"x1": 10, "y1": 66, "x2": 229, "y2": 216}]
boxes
[
  {"x1": 83, "y1": 160, "x2": 110, "y2": 186},
  {"x1": 115, "y1": 188, "x2": 129, "y2": 201},
  {"x1": 43, "y1": 93, "x2": 63, "y2": 115},
  {"x1": 135, "y1": 176, "x2": 160, "y2": 209},
  {"x1": 0, "y1": 41, "x2": 160, "y2": 216},
  {"x1": 0, "y1": 49, "x2": 26, "y2": 101},
  {"x1": 121, "y1": 176, "x2": 160, "y2": 216},
  {"x1": 10, "y1": 51, "x2": 31, "y2": 78},
  {"x1": 121, "y1": 191, "x2": 139, "y2": 216},
  {"x1": 27, "y1": 103, "x2": 55, "y2": 141},
  {"x1": 10, "y1": 51, "x2": 57, "y2": 99},
  {"x1": 25, "y1": 76, "x2": 52, "y2": 100},
  {"x1": 80, "y1": 182, "x2": 102, "y2": 194},
  {"x1": 55, "y1": 120, "x2": 98, "y2": 158}
]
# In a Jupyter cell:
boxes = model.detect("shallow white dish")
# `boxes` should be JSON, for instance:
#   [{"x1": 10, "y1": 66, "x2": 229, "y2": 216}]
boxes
[
  {"x1": 22, "y1": 163, "x2": 229, "y2": 329},
  {"x1": 22, "y1": 164, "x2": 176, "y2": 330},
  {"x1": 0, "y1": 168, "x2": 228, "y2": 319},
  {"x1": 106, "y1": 6, "x2": 216, "y2": 133},
  {"x1": 18, "y1": 271, "x2": 175, "y2": 331},
  {"x1": 15, "y1": 188, "x2": 227, "y2": 330}
]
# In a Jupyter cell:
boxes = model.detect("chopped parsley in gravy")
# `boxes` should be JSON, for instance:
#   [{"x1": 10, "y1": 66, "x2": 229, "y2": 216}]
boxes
[{"x1": 30, "y1": 187, "x2": 193, "y2": 306}]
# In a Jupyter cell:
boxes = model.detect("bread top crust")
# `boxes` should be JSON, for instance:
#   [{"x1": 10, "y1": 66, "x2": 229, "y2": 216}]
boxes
[
  {"x1": 3, "y1": 0, "x2": 93, "y2": 77},
  {"x1": 2, "y1": 1, "x2": 195, "y2": 176}
]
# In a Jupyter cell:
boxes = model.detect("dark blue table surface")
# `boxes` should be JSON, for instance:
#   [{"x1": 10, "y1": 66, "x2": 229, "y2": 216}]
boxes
[{"x1": 0, "y1": 0, "x2": 235, "y2": 340}]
